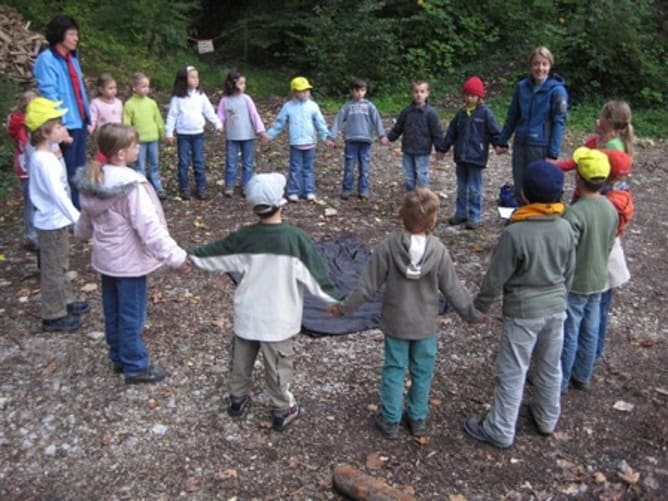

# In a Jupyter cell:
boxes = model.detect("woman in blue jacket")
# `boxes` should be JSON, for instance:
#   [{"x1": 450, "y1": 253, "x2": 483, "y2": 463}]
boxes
[
  {"x1": 33, "y1": 15, "x2": 90, "y2": 209},
  {"x1": 499, "y1": 47, "x2": 568, "y2": 201}
]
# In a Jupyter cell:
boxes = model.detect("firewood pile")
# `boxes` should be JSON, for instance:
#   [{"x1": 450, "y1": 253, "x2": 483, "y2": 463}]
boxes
[{"x1": 0, "y1": 7, "x2": 46, "y2": 82}]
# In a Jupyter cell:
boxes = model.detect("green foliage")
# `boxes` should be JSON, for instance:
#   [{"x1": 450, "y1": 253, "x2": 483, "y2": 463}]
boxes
[{"x1": 0, "y1": 79, "x2": 20, "y2": 198}]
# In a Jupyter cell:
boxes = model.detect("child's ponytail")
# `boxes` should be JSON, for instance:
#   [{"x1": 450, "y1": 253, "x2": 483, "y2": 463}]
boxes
[
  {"x1": 86, "y1": 123, "x2": 139, "y2": 184},
  {"x1": 601, "y1": 100, "x2": 635, "y2": 159}
]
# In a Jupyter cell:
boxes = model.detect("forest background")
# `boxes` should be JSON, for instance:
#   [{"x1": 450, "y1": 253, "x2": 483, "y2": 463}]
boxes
[{"x1": 0, "y1": 0, "x2": 667, "y2": 195}]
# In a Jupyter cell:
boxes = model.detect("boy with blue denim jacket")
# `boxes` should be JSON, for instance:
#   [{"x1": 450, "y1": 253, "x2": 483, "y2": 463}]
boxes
[
  {"x1": 441, "y1": 76, "x2": 503, "y2": 230},
  {"x1": 387, "y1": 80, "x2": 445, "y2": 191},
  {"x1": 561, "y1": 147, "x2": 617, "y2": 392},
  {"x1": 329, "y1": 78, "x2": 389, "y2": 200}
]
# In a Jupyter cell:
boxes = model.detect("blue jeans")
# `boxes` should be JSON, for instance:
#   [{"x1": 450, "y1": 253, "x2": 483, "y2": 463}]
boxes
[
  {"x1": 454, "y1": 163, "x2": 484, "y2": 223},
  {"x1": 225, "y1": 139, "x2": 255, "y2": 190},
  {"x1": 402, "y1": 153, "x2": 430, "y2": 191},
  {"x1": 380, "y1": 335, "x2": 438, "y2": 423},
  {"x1": 101, "y1": 274, "x2": 149, "y2": 375},
  {"x1": 61, "y1": 127, "x2": 88, "y2": 209},
  {"x1": 342, "y1": 141, "x2": 371, "y2": 195},
  {"x1": 561, "y1": 292, "x2": 602, "y2": 390},
  {"x1": 288, "y1": 146, "x2": 316, "y2": 197},
  {"x1": 135, "y1": 141, "x2": 163, "y2": 192},
  {"x1": 596, "y1": 288, "x2": 614, "y2": 360},
  {"x1": 21, "y1": 179, "x2": 37, "y2": 245},
  {"x1": 177, "y1": 133, "x2": 205, "y2": 193}
]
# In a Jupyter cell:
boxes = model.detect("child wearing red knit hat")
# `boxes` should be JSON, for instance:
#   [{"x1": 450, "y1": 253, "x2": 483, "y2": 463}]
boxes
[{"x1": 439, "y1": 76, "x2": 503, "y2": 230}]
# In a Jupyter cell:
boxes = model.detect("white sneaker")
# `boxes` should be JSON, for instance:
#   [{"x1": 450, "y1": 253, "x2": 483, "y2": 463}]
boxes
[
  {"x1": 287, "y1": 194, "x2": 299, "y2": 203},
  {"x1": 306, "y1": 193, "x2": 316, "y2": 202}
]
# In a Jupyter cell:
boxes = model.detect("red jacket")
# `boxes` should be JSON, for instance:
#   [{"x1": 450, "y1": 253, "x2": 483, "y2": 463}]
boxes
[{"x1": 6, "y1": 112, "x2": 29, "y2": 179}]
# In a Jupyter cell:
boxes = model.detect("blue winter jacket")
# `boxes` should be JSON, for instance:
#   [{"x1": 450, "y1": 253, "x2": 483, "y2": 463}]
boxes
[
  {"x1": 499, "y1": 74, "x2": 568, "y2": 159},
  {"x1": 441, "y1": 103, "x2": 502, "y2": 168},
  {"x1": 33, "y1": 48, "x2": 90, "y2": 130},
  {"x1": 266, "y1": 98, "x2": 330, "y2": 146},
  {"x1": 387, "y1": 103, "x2": 445, "y2": 155}
]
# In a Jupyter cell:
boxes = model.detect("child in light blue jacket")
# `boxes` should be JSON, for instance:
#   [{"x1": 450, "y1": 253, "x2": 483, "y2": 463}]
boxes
[{"x1": 266, "y1": 77, "x2": 334, "y2": 202}]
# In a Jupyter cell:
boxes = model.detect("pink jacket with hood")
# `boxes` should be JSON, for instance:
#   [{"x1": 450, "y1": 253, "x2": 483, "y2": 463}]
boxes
[{"x1": 74, "y1": 166, "x2": 186, "y2": 276}]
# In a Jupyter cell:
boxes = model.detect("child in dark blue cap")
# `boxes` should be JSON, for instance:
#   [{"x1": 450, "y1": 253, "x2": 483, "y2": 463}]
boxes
[{"x1": 465, "y1": 160, "x2": 576, "y2": 448}]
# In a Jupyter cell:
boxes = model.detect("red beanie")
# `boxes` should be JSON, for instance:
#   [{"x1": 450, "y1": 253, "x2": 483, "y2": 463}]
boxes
[
  {"x1": 462, "y1": 76, "x2": 484, "y2": 98},
  {"x1": 601, "y1": 149, "x2": 632, "y2": 177}
]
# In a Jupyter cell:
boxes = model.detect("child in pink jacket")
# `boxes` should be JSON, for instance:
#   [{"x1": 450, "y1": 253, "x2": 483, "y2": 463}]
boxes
[{"x1": 75, "y1": 123, "x2": 189, "y2": 384}]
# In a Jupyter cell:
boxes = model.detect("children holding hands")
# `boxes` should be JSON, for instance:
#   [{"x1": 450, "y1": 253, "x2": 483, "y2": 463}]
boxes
[
  {"x1": 329, "y1": 189, "x2": 482, "y2": 439},
  {"x1": 329, "y1": 78, "x2": 389, "y2": 200},
  {"x1": 440, "y1": 76, "x2": 503, "y2": 230},
  {"x1": 123, "y1": 72, "x2": 167, "y2": 199},
  {"x1": 75, "y1": 123, "x2": 189, "y2": 384},
  {"x1": 387, "y1": 80, "x2": 445, "y2": 191},
  {"x1": 165, "y1": 65, "x2": 222, "y2": 201},
  {"x1": 217, "y1": 71, "x2": 268, "y2": 197},
  {"x1": 265, "y1": 77, "x2": 334, "y2": 202}
]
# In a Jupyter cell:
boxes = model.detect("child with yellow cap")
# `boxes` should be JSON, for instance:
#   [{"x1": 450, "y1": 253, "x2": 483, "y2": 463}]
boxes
[
  {"x1": 265, "y1": 77, "x2": 334, "y2": 202},
  {"x1": 27, "y1": 97, "x2": 89, "y2": 332},
  {"x1": 561, "y1": 147, "x2": 618, "y2": 393}
]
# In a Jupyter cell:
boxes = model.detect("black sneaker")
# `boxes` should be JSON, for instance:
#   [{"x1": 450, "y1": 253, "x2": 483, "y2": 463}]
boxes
[
  {"x1": 463, "y1": 417, "x2": 512, "y2": 449},
  {"x1": 272, "y1": 404, "x2": 300, "y2": 431},
  {"x1": 465, "y1": 221, "x2": 481, "y2": 230},
  {"x1": 112, "y1": 363, "x2": 124, "y2": 374},
  {"x1": 157, "y1": 190, "x2": 167, "y2": 201},
  {"x1": 42, "y1": 314, "x2": 81, "y2": 332},
  {"x1": 571, "y1": 379, "x2": 590, "y2": 391},
  {"x1": 448, "y1": 215, "x2": 467, "y2": 226},
  {"x1": 228, "y1": 395, "x2": 250, "y2": 417},
  {"x1": 180, "y1": 191, "x2": 191, "y2": 201},
  {"x1": 125, "y1": 364, "x2": 166, "y2": 385},
  {"x1": 195, "y1": 190, "x2": 209, "y2": 200},
  {"x1": 67, "y1": 301, "x2": 90, "y2": 315},
  {"x1": 403, "y1": 413, "x2": 428, "y2": 437},
  {"x1": 374, "y1": 411, "x2": 400, "y2": 440}
]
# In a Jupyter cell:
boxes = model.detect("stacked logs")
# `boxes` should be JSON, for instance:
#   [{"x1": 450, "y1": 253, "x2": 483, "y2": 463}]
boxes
[{"x1": 0, "y1": 7, "x2": 46, "y2": 82}]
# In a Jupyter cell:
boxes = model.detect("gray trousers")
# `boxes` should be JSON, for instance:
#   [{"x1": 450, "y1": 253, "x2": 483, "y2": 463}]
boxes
[
  {"x1": 38, "y1": 227, "x2": 75, "y2": 320},
  {"x1": 482, "y1": 312, "x2": 566, "y2": 446},
  {"x1": 229, "y1": 335, "x2": 296, "y2": 411}
]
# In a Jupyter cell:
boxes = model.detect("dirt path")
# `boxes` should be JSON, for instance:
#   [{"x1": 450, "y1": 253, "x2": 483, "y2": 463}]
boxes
[{"x1": 0, "y1": 108, "x2": 666, "y2": 499}]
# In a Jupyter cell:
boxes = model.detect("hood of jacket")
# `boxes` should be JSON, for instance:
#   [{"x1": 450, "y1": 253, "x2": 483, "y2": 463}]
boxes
[
  {"x1": 74, "y1": 165, "x2": 146, "y2": 217},
  {"x1": 388, "y1": 231, "x2": 443, "y2": 281}
]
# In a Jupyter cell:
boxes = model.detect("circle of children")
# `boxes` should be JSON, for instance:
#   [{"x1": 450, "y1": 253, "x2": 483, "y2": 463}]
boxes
[{"x1": 6, "y1": 15, "x2": 635, "y2": 442}]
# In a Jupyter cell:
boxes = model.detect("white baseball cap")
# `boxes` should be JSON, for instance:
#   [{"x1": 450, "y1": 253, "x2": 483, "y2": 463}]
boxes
[{"x1": 245, "y1": 173, "x2": 287, "y2": 214}]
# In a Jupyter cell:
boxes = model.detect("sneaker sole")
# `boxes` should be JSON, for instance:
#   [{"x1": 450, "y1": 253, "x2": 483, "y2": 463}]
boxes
[{"x1": 272, "y1": 406, "x2": 300, "y2": 431}]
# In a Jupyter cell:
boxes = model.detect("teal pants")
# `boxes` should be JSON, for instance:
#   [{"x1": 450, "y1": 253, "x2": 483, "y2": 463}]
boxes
[{"x1": 380, "y1": 335, "x2": 438, "y2": 423}]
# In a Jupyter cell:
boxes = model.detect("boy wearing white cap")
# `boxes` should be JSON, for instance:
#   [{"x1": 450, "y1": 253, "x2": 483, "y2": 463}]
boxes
[
  {"x1": 188, "y1": 173, "x2": 340, "y2": 431},
  {"x1": 27, "y1": 97, "x2": 89, "y2": 332}
]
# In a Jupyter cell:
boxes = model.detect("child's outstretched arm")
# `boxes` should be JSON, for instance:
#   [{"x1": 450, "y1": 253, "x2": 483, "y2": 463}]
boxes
[
  {"x1": 437, "y1": 252, "x2": 482, "y2": 323},
  {"x1": 266, "y1": 102, "x2": 290, "y2": 140},
  {"x1": 338, "y1": 241, "x2": 389, "y2": 315},
  {"x1": 386, "y1": 108, "x2": 407, "y2": 142}
]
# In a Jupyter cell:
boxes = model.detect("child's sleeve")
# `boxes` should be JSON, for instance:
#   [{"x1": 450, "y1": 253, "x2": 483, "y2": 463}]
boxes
[
  {"x1": 202, "y1": 93, "x2": 222, "y2": 130},
  {"x1": 216, "y1": 96, "x2": 226, "y2": 126},
  {"x1": 441, "y1": 113, "x2": 459, "y2": 152},
  {"x1": 313, "y1": 104, "x2": 330, "y2": 141},
  {"x1": 188, "y1": 232, "x2": 245, "y2": 273},
  {"x1": 386, "y1": 108, "x2": 407, "y2": 142},
  {"x1": 436, "y1": 249, "x2": 481, "y2": 322},
  {"x1": 473, "y1": 231, "x2": 517, "y2": 313},
  {"x1": 266, "y1": 103, "x2": 290, "y2": 139},
  {"x1": 127, "y1": 185, "x2": 187, "y2": 268},
  {"x1": 369, "y1": 103, "x2": 386, "y2": 139},
  {"x1": 40, "y1": 157, "x2": 80, "y2": 224},
  {"x1": 499, "y1": 86, "x2": 521, "y2": 146},
  {"x1": 89, "y1": 100, "x2": 99, "y2": 129},
  {"x1": 165, "y1": 97, "x2": 178, "y2": 138},
  {"x1": 329, "y1": 104, "x2": 347, "y2": 139},
  {"x1": 548, "y1": 86, "x2": 568, "y2": 159},
  {"x1": 428, "y1": 109, "x2": 446, "y2": 152},
  {"x1": 294, "y1": 234, "x2": 341, "y2": 303},
  {"x1": 73, "y1": 207, "x2": 93, "y2": 240},
  {"x1": 485, "y1": 106, "x2": 503, "y2": 146},
  {"x1": 340, "y1": 241, "x2": 389, "y2": 314},
  {"x1": 245, "y1": 95, "x2": 266, "y2": 134},
  {"x1": 122, "y1": 100, "x2": 132, "y2": 126},
  {"x1": 153, "y1": 100, "x2": 165, "y2": 139}
]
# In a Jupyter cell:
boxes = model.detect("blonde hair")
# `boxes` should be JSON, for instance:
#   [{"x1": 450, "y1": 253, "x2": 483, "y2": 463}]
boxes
[
  {"x1": 600, "y1": 100, "x2": 635, "y2": 158},
  {"x1": 87, "y1": 123, "x2": 138, "y2": 184},
  {"x1": 400, "y1": 188, "x2": 439, "y2": 234},
  {"x1": 528, "y1": 46, "x2": 554, "y2": 66},
  {"x1": 95, "y1": 73, "x2": 116, "y2": 95},
  {"x1": 131, "y1": 72, "x2": 148, "y2": 88},
  {"x1": 29, "y1": 118, "x2": 60, "y2": 147},
  {"x1": 18, "y1": 89, "x2": 38, "y2": 112}
]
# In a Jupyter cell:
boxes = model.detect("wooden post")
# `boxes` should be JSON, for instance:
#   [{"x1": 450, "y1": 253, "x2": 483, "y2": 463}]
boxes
[{"x1": 332, "y1": 463, "x2": 417, "y2": 501}]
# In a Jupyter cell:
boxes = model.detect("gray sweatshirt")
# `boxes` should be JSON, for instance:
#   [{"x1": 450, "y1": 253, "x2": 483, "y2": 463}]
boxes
[
  {"x1": 329, "y1": 99, "x2": 386, "y2": 143},
  {"x1": 340, "y1": 232, "x2": 481, "y2": 340}
]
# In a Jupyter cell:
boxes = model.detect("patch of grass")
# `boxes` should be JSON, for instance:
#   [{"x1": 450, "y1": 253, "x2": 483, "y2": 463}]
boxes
[{"x1": 0, "y1": 78, "x2": 20, "y2": 198}]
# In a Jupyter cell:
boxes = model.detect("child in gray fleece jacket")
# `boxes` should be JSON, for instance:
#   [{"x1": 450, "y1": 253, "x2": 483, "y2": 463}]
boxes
[{"x1": 329, "y1": 189, "x2": 481, "y2": 439}]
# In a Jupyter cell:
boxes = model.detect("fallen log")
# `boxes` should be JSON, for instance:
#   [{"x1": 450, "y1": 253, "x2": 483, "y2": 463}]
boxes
[{"x1": 332, "y1": 463, "x2": 417, "y2": 501}]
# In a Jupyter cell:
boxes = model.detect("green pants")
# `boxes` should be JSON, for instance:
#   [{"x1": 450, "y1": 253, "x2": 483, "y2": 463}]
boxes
[{"x1": 228, "y1": 335, "x2": 296, "y2": 411}]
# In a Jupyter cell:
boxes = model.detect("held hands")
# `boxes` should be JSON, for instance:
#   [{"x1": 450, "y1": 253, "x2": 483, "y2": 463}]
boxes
[
  {"x1": 166, "y1": 137, "x2": 176, "y2": 146},
  {"x1": 324, "y1": 138, "x2": 336, "y2": 148},
  {"x1": 494, "y1": 145, "x2": 509, "y2": 155},
  {"x1": 327, "y1": 303, "x2": 344, "y2": 317},
  {"x1": 87, "y1": 124, "x2": 95, "y2": 135},
  {"x1": 379, "y1": 136, "x2": 390, "y2": 146},
  {"x1": 259, "y1": 133, "x2": 271, "y2": 145}
]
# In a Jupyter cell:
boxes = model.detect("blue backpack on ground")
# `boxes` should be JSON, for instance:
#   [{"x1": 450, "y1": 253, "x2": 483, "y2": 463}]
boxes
[{"x1": 498, "y1": 183, "x2": 518, "y2": 208}]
